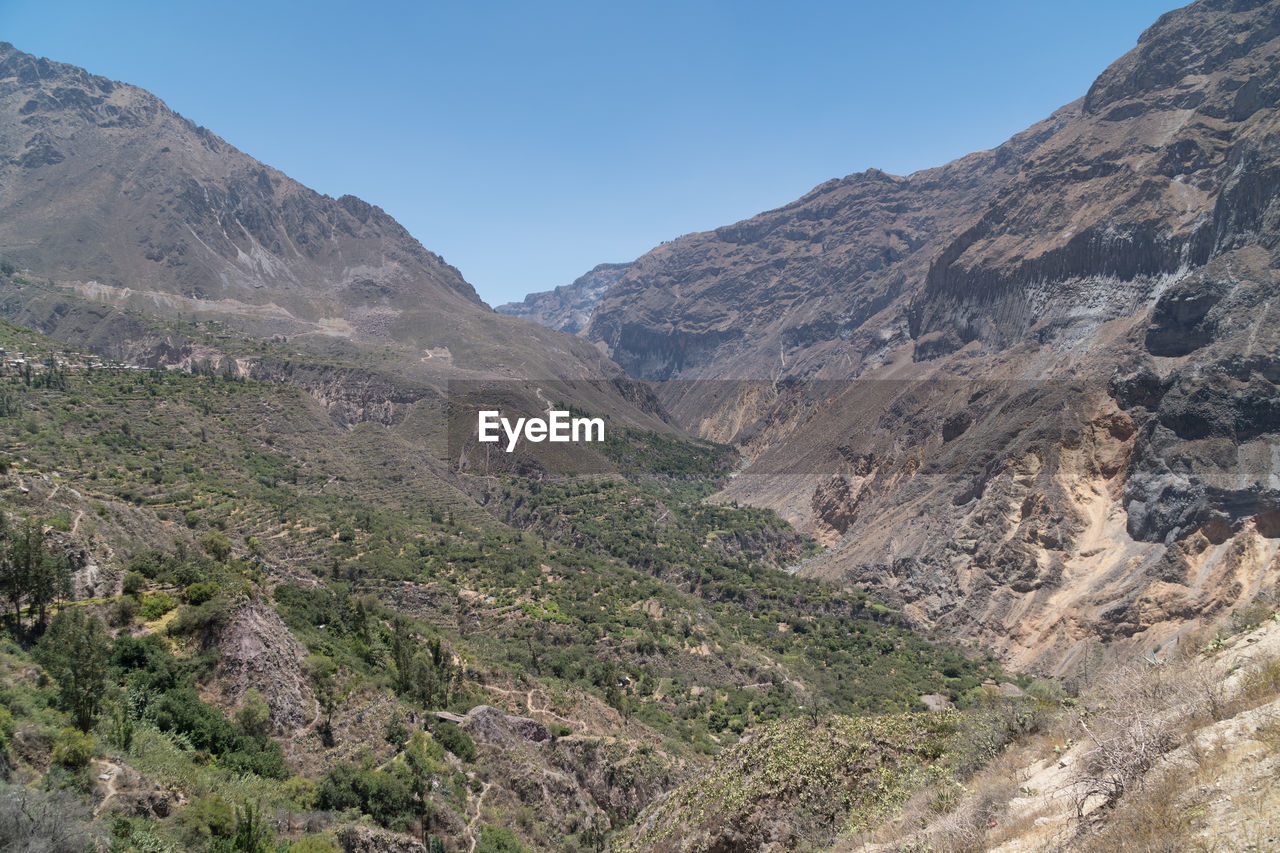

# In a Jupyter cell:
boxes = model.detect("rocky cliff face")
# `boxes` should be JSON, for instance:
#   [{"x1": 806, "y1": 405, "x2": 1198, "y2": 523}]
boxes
[
  {"x1": 909, "y1": 0, "x2": 1280, "y2": 359},
  {"x1": 579, "y1": 109, "x2": 1070, "y2": 381},
  {"x1": 511, "y1": 0, "x2": 1280, "y2": 673},
  {"x1": 496, "y1": 262, "x2": 629, "y2": 333}
]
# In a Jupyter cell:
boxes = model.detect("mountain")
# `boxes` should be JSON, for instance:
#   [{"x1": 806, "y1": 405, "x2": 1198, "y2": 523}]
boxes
[
  {"x1": 509, "y1": 0, "x2": 1280, "y2": 675},
  {"x1": 0, "y1": 41, "x2": 642, "y2": 389},
  {"x1": 496, "y1": 262, "x2": 630, "y2": 334},
  {"x1": 0, "y1": 44, "x2": 471, "y2": 335},
  {"x1": 580, "y1": 115, "x2": 1069, "y2": 383}
]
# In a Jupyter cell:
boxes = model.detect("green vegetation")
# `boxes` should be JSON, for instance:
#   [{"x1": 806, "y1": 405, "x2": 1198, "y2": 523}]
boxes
[
  {"x1": 0, "y1": 317, "x2": 1003, "y2": 851},
  {"x1": 433, "y1": 721, "x2": 476, "y2": 762},
  {"x1": 0, "y1": 515, "x2": 72, "y2": 633},
  {"x1": 476, "y1": 824, "x2": 530, "y2": 853},
  {"x1": 34, "y1": 608, "x2": 109, "y2": 731}
]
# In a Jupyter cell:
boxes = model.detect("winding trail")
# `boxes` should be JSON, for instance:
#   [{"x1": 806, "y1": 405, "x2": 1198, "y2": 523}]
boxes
[
  {"x1": 484, "y1": 684, "x2": 583, "y2": 729},
  {"x1": 91, "y1": 760, "x2": 124, "y2": 817},
  {"x1": 465, "y1": 778, "x2": 493, "y2": 853}
]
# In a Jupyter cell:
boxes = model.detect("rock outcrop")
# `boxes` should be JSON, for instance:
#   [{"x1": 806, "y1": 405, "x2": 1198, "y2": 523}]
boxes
[{"x1": 209, "y1": 603, "x2": 314, "y2": 731}]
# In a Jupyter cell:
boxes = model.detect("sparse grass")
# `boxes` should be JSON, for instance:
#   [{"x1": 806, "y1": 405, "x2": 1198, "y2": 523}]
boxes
[{"x1": 824, "y1": 619, "x2": 1280, "y2": 853}]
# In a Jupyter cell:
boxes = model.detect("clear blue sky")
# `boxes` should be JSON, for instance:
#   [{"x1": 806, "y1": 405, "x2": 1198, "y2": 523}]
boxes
[{"x1": 2, "y1": 0, "x2": 1177, "y2": 307}]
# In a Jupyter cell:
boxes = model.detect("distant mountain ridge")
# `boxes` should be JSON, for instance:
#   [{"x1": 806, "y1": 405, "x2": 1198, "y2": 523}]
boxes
[{"x1": 496, "y1": 262, "x2": 629, "y2": 334}]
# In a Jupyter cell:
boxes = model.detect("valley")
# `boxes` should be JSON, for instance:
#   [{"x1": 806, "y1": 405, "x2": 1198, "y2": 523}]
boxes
[{"x1": 2, "y1": 0, "x2": 1280, "y2": 850}]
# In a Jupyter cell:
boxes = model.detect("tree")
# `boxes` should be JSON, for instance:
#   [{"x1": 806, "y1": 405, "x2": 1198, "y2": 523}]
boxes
[
  {"x1": 404, "y1": 732, "x2": 440, "y2": 844},
  {"x1": 391, "y1": 619, "x2": 457, "y2": 708},
  {"x1": 475, "y1": 825, "x2": 528, "y2": 853},
  {"x1": 0, "y1": 519, "x2": 72, "y2": 632},
  {"x1": 200, "y1": 531, "x2": 232, "y2": 562},
  {"x1": 35, "y1": 608, "x2": 109, "y2": 731},
  {"x1": 0, "y1": 783, "x2": 99, "y2": 852},
  {"x1": 306, "y1": 655, "x2": 339, "y2": 747}
]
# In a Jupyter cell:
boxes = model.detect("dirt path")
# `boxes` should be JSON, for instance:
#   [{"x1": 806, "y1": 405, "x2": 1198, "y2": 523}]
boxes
[
  {"x1": 485, "y1": 684, "x2": 582, "y2": 729},
  {"x1": 465, "y1": 778, "x2": 493, "y2": 853},
  {"x1": 91, "y1": 759, "x2": 125, "y2": 817}
]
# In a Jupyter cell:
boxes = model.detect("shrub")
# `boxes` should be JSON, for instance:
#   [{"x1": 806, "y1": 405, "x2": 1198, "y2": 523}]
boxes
[
  {"x1": 184, "y1": 581, "x2": 220, "y2": 605},
  {"x1": 178, "y1": 793, "x2": 235, "y2": 847},
  {"x1": 52, "y1": 727, "x2": 95, "y2": 769},
  {"x1": 230, "y1": 801, "x2": 276, "y2": 853},
  {"x1": 1072, "y1": 663, "x2": 1184, "y2": 815},
  {"x1": 168, "y1": 597, "x2": 232, "y2": 636},
  {"x1": 434, "y1": 721, "x2": 476, "y2": 762},
  {"x1": 281, "y1": 776, "x2": 318, "y2": 810},
  {"x1": 476, "y1": 825, "x2": 528, "y2": 853},
  {"x1": 0, "y1": 707, "x2": 12, "y2": 756},
  {"x1": 122, "y1": 571, "x2": 146, "y2": 596},
  {"x1": 140, "y1": 591, "x2": 177, "y2": 621},
  {"x1": 316, "y1": 762, "x2": 415, "y2": 830},
  {"x1": 199, "y1": 532, "x2": 232, "y2": 562},
  {"x1": 0, "y1": 783, "x2": 98, "y2": 852},
  {"x1": 126, "y1": 550, "x2": 168, "y2": 580},
  {"x1": 236, "y1": 690, "x2": 272, "y2": 737},
  {"x1": 113, "y1": 596, "x2": 138, "y2": 627}
]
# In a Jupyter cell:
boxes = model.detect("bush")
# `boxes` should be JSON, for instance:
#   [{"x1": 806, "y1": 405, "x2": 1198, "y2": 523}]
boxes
[
  {"x1": 151, "y1": 688, "x2": 289, "y2": 779},
  {"x1": 122, "y1": 571, "x2": 146, "y2": 596},
  {"x1": 179, "y1": 793, "x2": 235, "y2": 848},
  {"x1": 316, "y1": 762, "x2": 415, "y2": 830},
  {"x1": 113, "y1": 596, "x2": 138, "y2": 627},
  {"x1": 1072, "y1": 663, "x2": 1183, "y2": 815},
  {"x1": 111, "y1": 633, "x2": 182, "y2": 693},
  {"x1": 140, "y1": 591, "x2": 177, "y2": 621},
  {"x1": 169, "y1": 596, "x2": 231, "y2": 636},
  {"x1": 199, "y1": 532, "x2": 232, "y2": 562},
  {"x1": 476, "y1": 825, "x2": 528, "y2": 853},
  {"x1": 236, "y1": 689, "x2": 271, "y2": 737},
  {"x1": 153, "y1": 689, "x2": 239, "y2": 754},
  {"x1": 126, "y1": 550, "x2": 168, "y2": 580},
  {"x1": 0, "y1": 707, "x2": 12, "y2": 757},
  {"x1": 184, "y1": 581, "x2": 220, "y2": 605},
  {"x1": 0, "y1": 782, "x2": 98, "y2": 852},
  {"x1": 281, "y1": 776, "x2": 318, "y2": 810},
  {"x1": 52, "y1": 727, "x2": 95, "y2": 769},
  {"x1": 434, "y1": 721, "x2": 476, "y2": 762}
]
